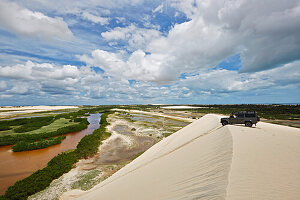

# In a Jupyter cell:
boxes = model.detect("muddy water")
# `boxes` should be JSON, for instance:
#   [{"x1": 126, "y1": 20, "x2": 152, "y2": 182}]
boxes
[{"x1": 0, "y1": 113, "x2": 101, "y2": 195}]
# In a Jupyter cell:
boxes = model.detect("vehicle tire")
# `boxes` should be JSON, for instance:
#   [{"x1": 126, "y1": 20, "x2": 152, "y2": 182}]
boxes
[
  {"x1": 245, "y1": 121, "x2": 252, "y2": 127},
  {"x1": 222, "y1": 121, "x2": 228, "y2": 126}
]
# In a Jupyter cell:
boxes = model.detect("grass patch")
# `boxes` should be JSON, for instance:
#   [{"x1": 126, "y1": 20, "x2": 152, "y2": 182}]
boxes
[
  {"x1": 25, "y1": 118, "x2": 78, "y2": 135},
  {"x1": 162, "y1": 132, "x2": 173, "y2": 137},
  {"x1": 0, "y1": 118, "x2": 88, "y2": 146},
  {"x1": 0, "y1": 118, "x2": 78, "y2": 136},
  {"x1": 132, "y1": 151, "x2": 145, "y2": 160},
  {"x1": 71, "y1": 170, "x2": 101, "y2": 191}
]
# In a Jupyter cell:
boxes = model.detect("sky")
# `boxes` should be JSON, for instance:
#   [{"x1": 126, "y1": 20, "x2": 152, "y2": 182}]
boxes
[{"x1": 0, "y1": 0, "x2": 299, "y2": 106}]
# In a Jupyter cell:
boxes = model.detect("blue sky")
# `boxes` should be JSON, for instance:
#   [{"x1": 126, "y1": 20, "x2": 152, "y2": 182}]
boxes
[{"x1": 0, "y1": 0, "x2": 299, "y2": 105}]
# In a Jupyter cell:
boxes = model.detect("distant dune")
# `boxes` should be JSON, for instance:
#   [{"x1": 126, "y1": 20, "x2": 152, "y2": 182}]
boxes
[
  {"x1": 0, "y1": 106, "x2": 78, "y2": 118},
  {"x1": 61, "y1": 114, "x2": 300, "y2": 200}
]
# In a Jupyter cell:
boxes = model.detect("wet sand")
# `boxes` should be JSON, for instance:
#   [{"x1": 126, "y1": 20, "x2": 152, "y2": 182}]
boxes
[{"x1": 95, "y1": 135, "x2": 155, "y2": 165}]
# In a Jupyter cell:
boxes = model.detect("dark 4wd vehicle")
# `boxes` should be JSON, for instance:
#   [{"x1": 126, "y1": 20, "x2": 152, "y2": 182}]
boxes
[{"x1": 220, "y1": 111, "x2": 260, "y2": 127}]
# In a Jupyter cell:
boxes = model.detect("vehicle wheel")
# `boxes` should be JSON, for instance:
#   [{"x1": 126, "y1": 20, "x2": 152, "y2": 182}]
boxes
[
  {"x1": 245, "y1": 122, "x2": 252, "y2": 127},
  {"x1": 222, "y1": 121, "x2": 228, "y2": 126}
]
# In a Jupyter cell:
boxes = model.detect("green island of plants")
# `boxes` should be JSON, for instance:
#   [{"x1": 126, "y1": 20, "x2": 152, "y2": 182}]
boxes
[
  {"x1": 12, "y1": 136, "x2": 66, "y2": 152},
  {"x1": 0, "y1": 116, "x2": 55, "y2": 134},
  {"x1": 13, "y1": 116, "x2": 55, "y2": 133},
  {"x1": 0, "y1": 117, "x2": 89, "y2": 146},
  {"x1": 0, "y1": 110, "x2": 112, "y2": 200}
]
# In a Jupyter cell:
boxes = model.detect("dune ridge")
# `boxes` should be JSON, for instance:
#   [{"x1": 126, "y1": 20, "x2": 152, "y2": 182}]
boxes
[{"x1": 61, "y1": 114, "x2": 300, "y2": 200}]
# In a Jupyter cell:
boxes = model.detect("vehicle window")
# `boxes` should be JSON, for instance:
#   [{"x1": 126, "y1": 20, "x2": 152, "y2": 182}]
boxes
[
  {"x1": 245, "y1": 114, "x2": 255, "y2": 118},
  {"x1": 237, "y1": 114, "x2": 244, "y2": 118}
]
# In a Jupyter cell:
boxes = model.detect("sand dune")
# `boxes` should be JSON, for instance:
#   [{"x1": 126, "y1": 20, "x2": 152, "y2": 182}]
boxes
[
  {"x1": 61, "y1": 114, "x2": 300, "y2": 200},
  {"x1": 0, "y1": 106, "x2": 78, "y2": 118}
]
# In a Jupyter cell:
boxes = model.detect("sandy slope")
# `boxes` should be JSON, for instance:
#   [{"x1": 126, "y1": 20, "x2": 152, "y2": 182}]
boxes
[{"x1": 61, "y1": 114, "x2": 300, "y2": 200}]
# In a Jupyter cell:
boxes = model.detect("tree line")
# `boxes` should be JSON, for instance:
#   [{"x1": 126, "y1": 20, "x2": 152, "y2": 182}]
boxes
[
  {"x1": 175, "y1": 104, "x2": 300, "y2": 120},
  {"x1": 0, "y1": 116, "x2": 54, "y2": 132}
]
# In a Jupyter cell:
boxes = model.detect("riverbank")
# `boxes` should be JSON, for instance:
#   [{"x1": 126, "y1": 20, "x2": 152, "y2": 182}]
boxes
[
  {"x1": 0, "y1": 113, "x2": 101, "y2": 195},
  {"x1": 29, "y1": 110, "x2": 191, "y2": 199}
]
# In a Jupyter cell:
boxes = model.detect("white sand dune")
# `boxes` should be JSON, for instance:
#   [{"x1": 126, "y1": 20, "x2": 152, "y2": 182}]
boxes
[
  {"x1": 61, "y1": 114, "x2": 300, "y2": 200},
  {"x1": 0, "y1": 106, "x2": 78, "y2": 118}
]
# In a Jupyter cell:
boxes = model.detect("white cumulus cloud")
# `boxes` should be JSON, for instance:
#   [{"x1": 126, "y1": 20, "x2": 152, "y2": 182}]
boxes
[
  {"x1": 0, "y1": 0, "x2": 73, "y2": 40},
  {"x1": 82, "y1": 0, "x2": 300, "y2": 84},
  {"x1": 101, "y1": 24, "x2": 161, "y2": 51},
  {"x1": 81, "y1": 11, "x2": 109, "y2": 25}
]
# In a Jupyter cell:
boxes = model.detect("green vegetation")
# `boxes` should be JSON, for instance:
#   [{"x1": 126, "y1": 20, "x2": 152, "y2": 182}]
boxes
[
  {"x1": 0, "y1": 110, "x2": 112, "y2": 200},
  {"x1": 14, "y1": 116, "x2": 54, "y2": 133},
  {"x1": 12, "y1": 136, "x2": 66, "y2": 152},
  {"x1": 0, "y1": 118, "x2": 78, "y2": 136},
  {"x1": 0, "y1": 118, "x2": 89, "y2": 146},
  {"x1": 71, "y1": 170, "x2": 102, "y2": 191},
  {"x1": 0, "y1": 151, "x2": 78, "y2": 200},
  {"x1": 162, "y1": 132, "x2": 172, "y2": 137},
  {"x1": 0, "y1": 116, "x2": 55, "y2": 134},
  {"x1": 0, "y1": 106, "x2": 106, "y2": 135},
  {"x1": 132, "y1": 151, "x2": 145, "y2": 160},
  {"x1": 0, "y1": 124, "x2": 11, "y2": 131},
  {"x1": 76, "y1": 112, "x2": 111, "y2": 158},
  {"x1": 163, "y1": 104, "x2": 300, "y2": 120}
]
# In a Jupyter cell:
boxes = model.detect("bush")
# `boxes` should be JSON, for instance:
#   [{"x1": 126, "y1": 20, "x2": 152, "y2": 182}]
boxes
[
  {"x1": 3, "y1": 151, "x2": 78, "y2": 200},
  {"x1": 12, "y1": 136, "x2": 66, "y2": 152},
  {"x1": 0, "y1": 117, "x2": 55, "y2": 133},
  {"x1": 76, "y1": 112, "x2": 111, "y2": 158},
  {"x1": 0, "y1": 118, "x2": 89, "y2": 146},
  {"x1": 0, "y1": 124, "x2": 11, "y2": 131},
  {"x1": 13, "y1": 117, "x2": 54, "y2": 133},
  {"x1": 1, "y1": 111, "x2": 113, "y2": 200}
]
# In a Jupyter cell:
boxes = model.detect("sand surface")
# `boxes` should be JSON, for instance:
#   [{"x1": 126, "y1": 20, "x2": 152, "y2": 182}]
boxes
[
  {"x1": 61, "y1": 114, "x2": 300, "y2": 200},
  {"x1": 112, "y1": 109, "x2": 196, "y2": 122},
  {"x1": 0, "y1": 106, "x2": 78, "y2": 118}
]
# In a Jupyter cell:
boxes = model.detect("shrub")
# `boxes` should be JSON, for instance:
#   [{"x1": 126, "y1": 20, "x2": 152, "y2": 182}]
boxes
[
  {"x1": 2, "y1": 151, "x2": 78, "y2": 200},
  {"x1": 0, "y1": 118, "x2": 89, "y2": 146},
  {"x1": 12, "y1": 136, "x2": 66, "y2": 152},
  {"x1": 13, "y1": 117, "x2": 54, "y2": 133},
  {"x1": 1, "y1": 111, "x2": 113, "y2": 200},
  {"x1": 76, "y1": 112, "x2": 111, "y2": 158},
  {"x1": 0, "y1": 124, "x2": 11, "y2": 131}
]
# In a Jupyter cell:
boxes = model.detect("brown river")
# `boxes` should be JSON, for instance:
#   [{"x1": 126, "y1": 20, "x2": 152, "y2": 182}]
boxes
[{"x1": 0, "y1": 113, "x2": 101, "y2": 195}]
